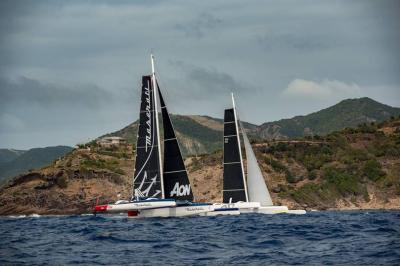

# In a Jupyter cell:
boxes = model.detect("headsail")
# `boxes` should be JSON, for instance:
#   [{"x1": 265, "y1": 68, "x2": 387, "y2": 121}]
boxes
[
  {"x1": 133, "y1": 76, "x2": 162, "y2": 198},
  {"x1": 241, "y1": 123, "x2": 273, "y2": 206},
  {"x1": 158, "y1": 86, "x2": 194, "y2": 201},
  {"x1": 222, "y1": 108, "x2": 248, "y2": 203}
]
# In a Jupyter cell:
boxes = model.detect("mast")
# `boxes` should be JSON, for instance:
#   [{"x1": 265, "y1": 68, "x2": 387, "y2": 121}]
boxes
[
  {"x1": 231, "y1": 93, "x2": 249, "y2": 202},
  {"x1": 151, "y1": 54, "x2": 165, "y2": 199}
]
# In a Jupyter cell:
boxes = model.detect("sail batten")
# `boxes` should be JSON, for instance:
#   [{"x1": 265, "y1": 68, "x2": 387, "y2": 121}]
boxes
[{"x1": 222, "y1": 108, "x2": 247, "y2": 203}]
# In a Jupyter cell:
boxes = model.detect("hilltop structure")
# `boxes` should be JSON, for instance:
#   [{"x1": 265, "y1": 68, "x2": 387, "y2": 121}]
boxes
[{"x1": 96, "y1": 137, "x2": 127, "y2": 148}]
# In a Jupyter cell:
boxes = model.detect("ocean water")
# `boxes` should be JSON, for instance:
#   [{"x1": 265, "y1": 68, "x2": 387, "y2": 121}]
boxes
[{"x1": 0, "y1": 211, "x2": 399, "y2": 265}]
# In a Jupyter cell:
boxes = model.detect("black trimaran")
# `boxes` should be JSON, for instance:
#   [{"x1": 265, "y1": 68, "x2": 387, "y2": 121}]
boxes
[
  {"x1": 212, "y1": 93, "x2": 306, "y2": 214},
  {"x1": 94, "y1": 55, "x2": 215, "y2": 218}
]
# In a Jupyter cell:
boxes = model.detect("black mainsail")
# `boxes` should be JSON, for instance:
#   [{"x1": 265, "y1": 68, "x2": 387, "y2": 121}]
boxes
[
  {"x1": 133, "y1": 75, "x2": 162, "y2": 198},
  {"x1": 158, "y1": 86, "x2": 193, "y2": 201},
  {"x1": 222, "y1": 108, "x2": 248, "y2": 203}
]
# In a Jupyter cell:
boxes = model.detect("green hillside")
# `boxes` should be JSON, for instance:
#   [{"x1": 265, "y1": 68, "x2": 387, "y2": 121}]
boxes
[
  {"x1": 0, "y1": 149, "x2": 26, "y2": 164},
  {"x1": 1, "y1": 118, "x2": 399, "y2": 215},
  {"x1": 257, "y1": 97, "x2": 400, "y2": 139},
  {"x1": 103, "y1": 97, "x2": 400, "y2": 155},
  {"x1": 0, "y1": 146, "x2": 73, "y2": 183},
  {"x1": 258, "y1": 118, "x2": 400, "y2": 209},
  {"x1": 103, "y1": 114, "x2": 243, "y2": 156}
]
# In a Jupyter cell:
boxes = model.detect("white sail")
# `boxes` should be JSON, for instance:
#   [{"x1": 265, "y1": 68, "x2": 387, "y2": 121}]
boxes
[{"x1": 241, "y1": 125, "x2": 273, "y2": 206}]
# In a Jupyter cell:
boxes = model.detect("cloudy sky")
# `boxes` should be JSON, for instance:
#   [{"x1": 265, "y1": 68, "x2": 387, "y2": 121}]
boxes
[{"x1": 1, "y1": 0, "x2": 399, "y2": 149}]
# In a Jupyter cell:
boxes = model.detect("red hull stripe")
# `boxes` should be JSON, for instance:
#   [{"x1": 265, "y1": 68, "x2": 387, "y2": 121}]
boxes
[
  {"x1": 94, "y1": 205, "x2": 108, "y2": 212},
  {"x1": 128, "y1": 210, "x2": 139, "y2": 217}
]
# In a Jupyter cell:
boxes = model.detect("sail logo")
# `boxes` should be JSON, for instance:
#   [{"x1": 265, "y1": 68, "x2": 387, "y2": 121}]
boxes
[
  {"x1": 138, "y1": 171, "x2": 161, "y2": 198},
  {"x1": 144, "y1": 85, "x2": 152, "y2": 152},
  {"x1": 170, "y1": 182, "x2": 191, "y2": 197}
]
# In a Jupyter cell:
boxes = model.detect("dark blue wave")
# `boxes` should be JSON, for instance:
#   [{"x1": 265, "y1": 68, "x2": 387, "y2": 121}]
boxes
[{"x1": 0, "y1": 211, "x2": 399, "y2": 265}]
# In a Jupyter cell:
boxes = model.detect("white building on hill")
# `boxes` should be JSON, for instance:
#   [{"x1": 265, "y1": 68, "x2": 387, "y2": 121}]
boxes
[{"x1": 97, "y1": 136, "x2": 127, "y2": 148}]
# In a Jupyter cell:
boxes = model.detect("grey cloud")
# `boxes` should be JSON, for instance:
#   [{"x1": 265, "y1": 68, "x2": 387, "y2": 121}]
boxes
[
  {"x1": 168, "y1": 60, "x2": 255, "y2": 99},
  {"x1": 256, "y1": 33, "x2": 333, "y2": 51},
  {"x1": 175, "y1": 12, "x2": 222, "y2": 38},
  {"x1": 0, "y1": 76, "x2": 114, "y2": 109},
  {"x1": 0, "y1": 75, "x2": 136, "y2": 148},
  {"x1": 0, "y1": 0, "x2": 399, "y2": 148}
]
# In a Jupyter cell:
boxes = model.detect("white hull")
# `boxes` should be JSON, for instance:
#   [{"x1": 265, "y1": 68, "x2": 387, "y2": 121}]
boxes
[
  {"x1": 230, "y1": 202, "x2": 261, "y2": 209},
  {"x1": 211, "y1": 202, "x2": 299, "y2": 215},
  {"x1": 212, "y1": 202, "x2": 260, "y2": 209},
  {"x1": 241, "y1": 205, "x2": 289, "y2": 214},
  {"x1": 128, "y1": 204, "x2": 214, "y2": 218},
  {"x1": 287, "y1": 209, "x2": 307, "y2": 215},
  {"x1": 241, "y1": 206, "x2": 306, "y2": 215},
  {"x1": 108, "y1": 201, "x2": 176, "y2": 212},
  {"x1": 94, "y1": 199, "x2": 176, "y2": 213},
  {"x1": 200, "y1": 208, "x2": 240, "y2": 216}
]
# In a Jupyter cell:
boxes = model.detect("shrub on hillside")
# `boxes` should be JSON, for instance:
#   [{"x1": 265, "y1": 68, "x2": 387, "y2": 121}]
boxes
[
  {"x1": 370, "y1": 139, "x2": 400, "y2": 157},
  {"x1": 113, "y1": 168, "x2": 126, "y2": 175},
  {"x1": 275, "y1": 142, "x2": 289, "y2": 152},
  {"x1": 340, "y1": 148, "x2": 369, "y2": 164},
  {"x1": 56, "y1": 175, "x2": 68, "y2": 188},
  {"x1": 109, "y1": 174, "x2": 124, "y2": 184},
  {"x1": 81, "y1": 158, "x2": 124, "y2": 175},
  {"x1": 290, "y1": 183, "x2": 326, "y2": 207},
  {"x1": 327, "y1": 133, "x2": 348, "y2": 148},
  {"x1": 302, "y1": 154, "x2": 330, "y2": 171},
  {"x1": 320, "y1": 145, "x2": 333, "y2": 155},
  {"x1": 285, "y1": 169, "x2": 302, "y2": 183},
  {"x1": 308, "y1": 170, "x2": 318, "y2": 180},
  {"x1": 362, "y1": 159, "x2": 385, "y2": 181},
  {"x1": 385, "y1": 147, "x2": 400, "y2": 157},
  {"x1": 357, "y1": 123, "x2": 377, "y2": 134},
  {"x1": 323, "y1": 167, "x2": 365, "y2": 197},
  {"x1": 266, "y1": 158, "x2": 287, "y2": 172}
]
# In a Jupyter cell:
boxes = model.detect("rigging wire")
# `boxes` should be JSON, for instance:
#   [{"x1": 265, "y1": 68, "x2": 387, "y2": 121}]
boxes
[
  {"x1": 153, "y1": 58, "x2": 173, "y2": 113},
  {"x1": 154, "y1": 56, "x2": 208, "y2": 158}
]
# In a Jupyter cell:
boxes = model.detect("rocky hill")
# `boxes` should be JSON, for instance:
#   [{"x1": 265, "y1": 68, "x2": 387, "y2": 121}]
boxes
[
  {"x1": 1, "y1": 118, "x2": 399, "y2": 215},
  {"x1": 0, "y1": 149, "x2": 26, "y2": 164},
  {"x1": 104, "y1": 98, "x2": 400, "y2": 155},
  {"x1": 2, "y1": 97, "x2": 395, "y2": 184},
  {"x1": 256, "y1": 97, "x2": 400, "y2": 140},
  {"x1": 101, "y1": 115, "x2": 235, "y2": 157},
  {"x1": 0, "y1": 144, "x2": 134, "y2": 215},
  {"x1": 0, "y1": 146, "x2": 73, "y2": 184},
  {"x1": 254, "y1": 118, "x2": 400, "y2": 210}
]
